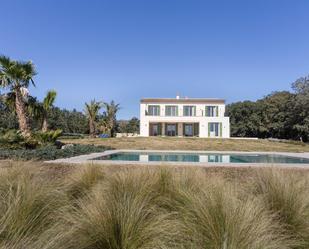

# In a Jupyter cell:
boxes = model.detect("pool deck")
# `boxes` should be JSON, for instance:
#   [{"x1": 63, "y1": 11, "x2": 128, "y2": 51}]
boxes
[{"x1": 45, "y1": 150, "x2": 309, "y2": 169}]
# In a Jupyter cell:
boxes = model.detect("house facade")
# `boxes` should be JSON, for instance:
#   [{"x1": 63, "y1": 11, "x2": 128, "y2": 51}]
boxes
[{"x1": 140, "y1": 96, "x2": 230, "y2": 138}]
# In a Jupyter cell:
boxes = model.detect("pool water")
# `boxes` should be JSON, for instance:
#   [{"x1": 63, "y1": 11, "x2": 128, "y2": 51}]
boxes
[{"x1": 94, "y1": 152, "x2": 309, "y2": 164}]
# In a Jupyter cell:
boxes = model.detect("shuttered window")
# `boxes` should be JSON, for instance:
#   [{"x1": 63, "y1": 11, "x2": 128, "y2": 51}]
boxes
[
  {"x1": 183, "y1": 106, "x2": 196, "y2": 116},
  {"x1": 206, "y1": 106, "x2": 218, "y2": 117},
  {"x1": 165, "y1": 106, "x2": 178, "y2": 116},
  {"x1": 147, "y1": 105, "x2": 160, "y2": 116}
]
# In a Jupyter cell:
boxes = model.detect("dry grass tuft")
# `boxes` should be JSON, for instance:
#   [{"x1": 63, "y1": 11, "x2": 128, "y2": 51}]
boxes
[
  {"x1": 252, "y1": 168, "x2": 309, "y2": 248},
  {"x1": 65, "y1": 164, "x2": 105, "y2": 200},
  {"x1": 59, "y1": 169, "x2": 181, "y2": 249},
  {"x1": 0, "y1": 164, "x2": 68, "y2": 249},
  {"x1": 0, "y1": 162, "x2": 308, "y2": 248}
]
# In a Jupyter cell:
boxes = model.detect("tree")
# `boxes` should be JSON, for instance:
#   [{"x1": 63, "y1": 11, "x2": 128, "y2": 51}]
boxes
[
  {"x1": 0, "y1": 56, "x2": 36, "y2": 136},
  {"x1": 101, "y1": 101, "x2": 120, "y2": 137},
  {"x1": 2, "y1": 92, "x2": 42, "y2": 130},
  {"x1": 260, "y1": 91, "x2": 295, "y2": 139},
  {"x1": 127, "y1": 117, "x2": 140, "y2": 133},
  {"x1": 0, "y1": 94, "x2": 18, "y2": 129},
  {"x1": 117, "y1": 118, "x2": 140, "y2": 134},
  {"x1": 41, "y1": 90, "x2": 57, "y2": 132},
  {"x1": 84, "y1": 100, "x2": 102, "y2": 137},
  {"x1": 291, "y1": 75, "x2": 309, "y2": 141},
  {"x1": 226, "y1": 101, "x2": 264, "y2": 137}
]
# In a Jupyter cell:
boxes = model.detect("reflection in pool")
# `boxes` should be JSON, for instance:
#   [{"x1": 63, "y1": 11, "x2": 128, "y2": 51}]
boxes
[{"x1": 93, "y1": 152, "x2": 309, "y2": 164}]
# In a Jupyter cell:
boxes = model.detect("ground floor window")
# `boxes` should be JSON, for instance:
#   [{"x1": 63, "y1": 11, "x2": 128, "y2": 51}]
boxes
[
  {"x1": 183, "y1": 123, "x2": 199, "y2": 136},
  {"x1": 165, "y1": 124, "x2": 177, "y2": 136},
  {"x1": 208, "y1": 122, "x2": 222, "y2": 137},
  {"x1": 149, "y1": 123, "x2": 161, "y2": 136},
  {"x1": 184, "y1": 124, "x2": 193, "y2": 136}
]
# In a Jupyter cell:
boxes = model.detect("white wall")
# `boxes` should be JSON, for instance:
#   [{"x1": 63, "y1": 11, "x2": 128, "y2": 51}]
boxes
[
  {"x1": 140, "y1": 103, "x2": 149, "y2": 136},
  {"x1": 140, "y1": 102, "x2": 230, "y2": 138}
]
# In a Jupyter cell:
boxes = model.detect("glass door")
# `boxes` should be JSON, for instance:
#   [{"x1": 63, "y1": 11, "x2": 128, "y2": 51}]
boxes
[
  {"x1": 150, "y1": 123, "x2": 161, "y2": 136},
  {"x1": 184, "y1": 124, "x2": 193, "y2": 136},
  {"x1": 166, "y1": 124, "x2": 177, "y2": 136},
  {"x1": 209, "y1": 123, "x2": 219, "y2": 137}
]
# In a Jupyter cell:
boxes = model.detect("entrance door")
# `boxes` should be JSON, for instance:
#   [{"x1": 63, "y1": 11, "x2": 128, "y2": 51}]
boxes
[{"x1": 166, "y1": 124, "x2": 177, "y2": 136}]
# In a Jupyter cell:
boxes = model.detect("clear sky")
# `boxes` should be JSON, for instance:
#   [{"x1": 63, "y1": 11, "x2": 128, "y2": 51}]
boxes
[{"x1": 1, "y1": 0, "x2": 309, "y2": 119}]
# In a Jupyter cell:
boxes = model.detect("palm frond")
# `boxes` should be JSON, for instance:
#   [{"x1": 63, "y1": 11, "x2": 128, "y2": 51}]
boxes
[
  {"x1": 84, "y1": 99, "x2": 102, "y2": 119},
  {"x1": 43, "y1": 90, "x2": 57, "y2": 111},
  {"x1": 0, "y1": 55, "x2": 36, "y2": 89}
]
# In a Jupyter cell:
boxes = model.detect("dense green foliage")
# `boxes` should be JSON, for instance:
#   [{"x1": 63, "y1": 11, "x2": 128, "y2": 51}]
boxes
[
  {"x1": 34, "y1": 129, "x2": 63, "y2": 144},
  {"x1": 0, "y1": 129, "x2": 63, "y2": 149},
  {"x1": 48, "y1": 107, "x2": 89, "y2": 133},
  {"x1": 118, "y1": 117, "x2": 140, "y2": 134},
  {"x1": 0, "y1": 144, "x2": 107, "y2": 160},
  {"x1": 227, "y1": 76, "x2": 309, "y2": 141},
  {"x1": 0, "y1": 56, "x2": 36, "y2": 136},
  {"x1": 0, "y1": 99, "x2": 138, "y2": 135},
  {"x1": 0, "y1": 165, "x2": 308, "y2": 249}
]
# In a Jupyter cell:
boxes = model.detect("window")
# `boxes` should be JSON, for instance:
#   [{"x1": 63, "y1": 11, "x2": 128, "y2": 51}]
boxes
[
  {"x1": 208, "y1": 122, "x2": 222, "y2": 137},
  {"x1": 184, "y1": 124, "x2": 193, "y2": 136},
  {"x1": 183, "y1": 123, "x2": 199, "y2": 136},
  {"x1": 206, "y1": 106, "x2": 218, "y2": 117},
  {"x1": 165, "y1": 105, "x2": 178, "y2": 116},
  {"x1": 149, "y1": 123, "x2": 161, "y2": 136},
  {"x1": 165, "y1": 124, "x2": 177, "y2": 136},
  {"x1": 147, "y1": 105, "x2": 160, "y2": 116},
  {"x1": 183, "y1": 106, "x2": 196, "y2": 116}
]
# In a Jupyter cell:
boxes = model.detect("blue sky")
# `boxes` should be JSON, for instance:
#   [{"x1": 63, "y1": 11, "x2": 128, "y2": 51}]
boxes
[{"x1": 1, "y1": 0, "x2": 309, "y2": 119}]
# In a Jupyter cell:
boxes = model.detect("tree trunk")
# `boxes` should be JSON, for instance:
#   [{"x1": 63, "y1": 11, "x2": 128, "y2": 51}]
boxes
[
  {"x1": 42, "y1": 117, "x2": 48, "y2": 132},
  {"x1": 89, "y1": 120, "x2": 96, "y2": 137},
  {"x1": 15, "y1": 89, "x2": 31, "y2": 137}
]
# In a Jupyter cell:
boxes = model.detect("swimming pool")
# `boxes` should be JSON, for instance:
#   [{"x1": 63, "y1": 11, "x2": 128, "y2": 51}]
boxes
[{"x1": 93, "y1": 152, "x2": 309, "y2": 164}]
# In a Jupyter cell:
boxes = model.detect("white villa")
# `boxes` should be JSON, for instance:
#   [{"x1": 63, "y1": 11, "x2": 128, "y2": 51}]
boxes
[{"x1": 140, "y1": 96, "x2": 230, "y2": 138}]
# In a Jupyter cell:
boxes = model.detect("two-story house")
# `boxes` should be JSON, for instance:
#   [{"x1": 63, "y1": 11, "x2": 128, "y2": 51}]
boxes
[{"x1": 140, "y1": 96, "x2": 230, "y2": 138}]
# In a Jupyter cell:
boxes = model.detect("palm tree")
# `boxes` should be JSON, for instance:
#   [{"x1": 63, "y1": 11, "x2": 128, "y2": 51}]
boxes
[
  {"x1": 84, "y1": 100, "x2": 102, "y2": 137},
  {"x1": 41, "y1": 90, "x2": 57, "y2": 132},
  {"x1": 0, "y1": 56, "x2": 36, "y2": 136},
  {"x1": 103, "y1": 101, "x2": 120, "y2": 137}
]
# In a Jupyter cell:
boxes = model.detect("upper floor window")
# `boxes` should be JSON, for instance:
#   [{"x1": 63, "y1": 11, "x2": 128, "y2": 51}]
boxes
[
  {"x1": 206, "y1": 106, "x2": 218, "y2": 117},
  {"x1": 183, "y1": 106, "x2": 196, "y2": 116},
  {"x1": 165, "y1": 105, "x2": 178, "y2": 116},
  {"x1": 147, "y1": 105, "x2": 160, "y2": 116}
]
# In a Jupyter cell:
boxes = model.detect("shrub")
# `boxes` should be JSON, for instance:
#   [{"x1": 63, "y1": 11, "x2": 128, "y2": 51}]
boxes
[
  {"x1": 58, "y1": 170, "x2": 181, "y2": 249},
  {"x1": 0, "y1": 129, "x2": 25, "y2": 149},
  {"x1": 149, "y1": 168, "x2": 290, "y2": 249},
  {"x1": 175, "y1": 180, "x2": 290, "y2": 249},
  {"x1": 0, "y1": 164, "x2": 68, "y2": 249},
  {"x1": 252, "y1": 169, "x2": 309, "y2": 249},
  {"x1": 65, "y1": 165, "x2": 106, "y2": 200},
  {"x1": 34, "y1": 129, "x2": 63, "y2": 144},
  {"x1": 0, "y1": 129, "x2": 63, "y2": 150},
  {"x1": 0, "y1": 144, "x2": 107, "y2": 161}
]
